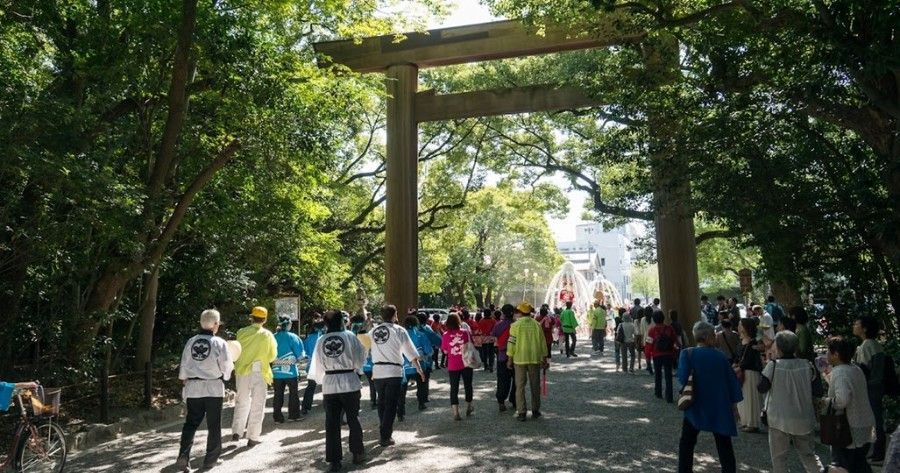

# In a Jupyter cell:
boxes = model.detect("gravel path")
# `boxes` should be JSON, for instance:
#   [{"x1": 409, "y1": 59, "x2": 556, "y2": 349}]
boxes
[{"x1": 70, "y1": 341, "x2": 839, "y2": 472}]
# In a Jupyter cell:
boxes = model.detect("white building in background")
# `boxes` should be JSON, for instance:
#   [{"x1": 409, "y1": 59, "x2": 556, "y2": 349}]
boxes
[{"x1": 556, "y1": 223, "x2": 638, "y2": 301}]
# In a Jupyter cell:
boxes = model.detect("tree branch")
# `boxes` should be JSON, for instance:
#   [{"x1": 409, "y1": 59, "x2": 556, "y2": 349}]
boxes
[
  {"x1": 141, "y1": 139, "x2": 241, "y2": 271},
  {"x1": 695, "y1": 229, "x2": 737, "y2": 245},
  {"x1": 147, "y1": 0, "x2": 199, "y2": 200}
]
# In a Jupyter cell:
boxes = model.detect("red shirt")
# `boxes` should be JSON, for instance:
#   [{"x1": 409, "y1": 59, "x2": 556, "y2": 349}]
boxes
[
  {"x1": 536, "y1": 315, "x2": 555, "y2": 343},
  {"x1": 647, "y1": 324, "x2": 679, "y2": 358},
  {"x1": 479, "y1": 318, "x2": 496, "y2": 338}
]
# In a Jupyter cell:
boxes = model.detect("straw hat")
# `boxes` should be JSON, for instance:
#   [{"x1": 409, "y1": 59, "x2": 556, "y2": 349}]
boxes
[{"x1": 516, "y1": 302, "x2": 534, "y2": 314}]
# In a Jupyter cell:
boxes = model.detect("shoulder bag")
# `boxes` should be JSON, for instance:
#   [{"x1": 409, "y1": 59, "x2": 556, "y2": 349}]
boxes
[
  {"x1": 462, "y1": 335, "x2": 482, "y2": 370},
  {"x1": 677, "y1": 348, "x2": 696, "y2": 411},
  {"x1": 760, "y1": 359, "x2": 776, "y2": 427},
  {"x1": 819, "y1": 399, "x2": 853, "y2": 448}
]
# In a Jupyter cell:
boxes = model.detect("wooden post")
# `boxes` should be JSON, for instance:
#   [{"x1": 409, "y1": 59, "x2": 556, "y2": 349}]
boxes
[
  {"x1": 100, "y1": 364, "x2": 110, "y2": 423},
  {"x1": 143, "y1": 361, "x2": 153, "y2": 409},
  {"x1": 384, "y1": 64, "x2": 419, "y2": 314}
]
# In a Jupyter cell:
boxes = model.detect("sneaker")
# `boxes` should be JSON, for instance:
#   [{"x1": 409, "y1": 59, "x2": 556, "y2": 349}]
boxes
[
  {"x1": 202, "y1": 459, "x2": 222, "y2": 470},
  {"x1": 329, "y1": 461, "x2": 342, "y2": 472},
  {"x1": 231, "y1": 434, "x2": 240, "y2": 442},
  {"x1": 175, "y1": 456, "x2": 191, "y2": 472},
  {"x1": 379, "y1": 438, "x2": 395, "y2": 447},
  {"x1": 273, "y1": 417, "x2": 285, "y2": 424},
  {"x1": 352, "y1": 453, "x2": 366, "y2": 465},
  {"x1": 532, "y1": 411, "x2": 542, "y2": 419},
  {"x1": 572, "y1": 353, "x2": 579, "y2": 357},
  {"x1": 247, "y1": 439, "x2": 262, "y2": 448},
  {"x1": 516, "y1": 413, "x2": 527, "y2": 422}
]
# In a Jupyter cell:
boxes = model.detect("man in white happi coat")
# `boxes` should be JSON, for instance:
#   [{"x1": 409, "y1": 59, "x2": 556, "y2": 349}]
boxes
[
  {"x1": 308, "y1": 310, "x2": 368, "y2": 472},
  {"x1": 369, "y1": 304, "x2": 424, "y2": 447}
]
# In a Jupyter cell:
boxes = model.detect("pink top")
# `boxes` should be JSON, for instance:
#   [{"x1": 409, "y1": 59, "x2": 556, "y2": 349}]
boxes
[{"x1": 441, "y1": 329, "x2": 471, "y2": 372}]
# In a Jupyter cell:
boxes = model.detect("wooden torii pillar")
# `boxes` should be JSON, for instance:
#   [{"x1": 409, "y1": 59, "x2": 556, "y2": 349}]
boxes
[{"x1": 313, "y1": 20, "x2": 699, "y2": 328}]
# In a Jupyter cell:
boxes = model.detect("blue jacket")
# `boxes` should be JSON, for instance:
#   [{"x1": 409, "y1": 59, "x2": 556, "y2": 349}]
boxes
[
  {"x1": 0, "y1": 382, "x2": 13, "y2": 412},
  {"x1": 677, "y1": 346, "x2": 743, "y2": 436},
  {"x1": 403, "y1": 327, "x2": 433, "y2": 377},
  {"x1": 420, "y1": 325, "x2": 442, "y2": 348},
  {"x1": 303, "y1": 329, "x2": 325, "y2": 368},
  {"x1": 273, "y1": 330, "x2": 305, "y2": 379}
]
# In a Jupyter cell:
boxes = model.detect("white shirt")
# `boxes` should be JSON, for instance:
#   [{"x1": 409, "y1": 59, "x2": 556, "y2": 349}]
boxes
[
  {"x1": 369, "y1": 323, "x2": 420, "y2": 379},
  {"x1": 827, "y1": 364, "x2": 876, "y2": 448},
  {"x1": 762, "y1": 358, "x2": 818, "y2": 435},
  {"x1": 178, "y1": 332, "x2": 234, "y2": 399},
  {"x1": 758, "y1": 313, "x2": 775, "y2": 341},
  {"x1": 308, "y1": 331, "x2": 367, "y2": 395}
]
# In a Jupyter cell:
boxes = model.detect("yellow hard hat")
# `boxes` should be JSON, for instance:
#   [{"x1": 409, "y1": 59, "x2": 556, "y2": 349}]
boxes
[{"x1": 251, "y1": 306, "x2": 268, "y2": 319}]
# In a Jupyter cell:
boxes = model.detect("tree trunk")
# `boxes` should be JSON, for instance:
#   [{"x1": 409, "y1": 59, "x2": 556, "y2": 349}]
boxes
[
  {"x1": 134, "y1": 266, "x2": 161, "y2": 370},
  {"x1": 770, "y1": 280, "x2": 802, "y2": 308},
  {"x1": 473, "y1": 285, "x2": 485, "y2": 309},
  {"x1": 485, "y1": 286, "x2": 494, "y2": 307}
]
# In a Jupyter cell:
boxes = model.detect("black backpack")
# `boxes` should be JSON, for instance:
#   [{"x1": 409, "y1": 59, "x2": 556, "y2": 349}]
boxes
[
  {"x1": 615, "y1": 324, "x2": 626, "y2": 344},
  {"x1": 654, "y1": 327, "x2": 674, "y2": 352}
]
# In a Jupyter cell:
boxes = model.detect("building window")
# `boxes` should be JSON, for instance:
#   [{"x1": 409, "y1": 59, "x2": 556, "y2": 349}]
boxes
[{"x1": 601, "y1": 258, "x2": 606, "y2": 266}]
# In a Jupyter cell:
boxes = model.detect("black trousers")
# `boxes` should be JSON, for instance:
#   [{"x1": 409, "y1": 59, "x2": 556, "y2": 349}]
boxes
[
  {"x1": 364, "y1": 372, "x2": 376, "y2": 406},
  {"x1": 432, "y1": 347, "x2": 440, "y2": 368},
  {"x1": 495, "y1": 360, "x2": 516, "y2": 407},
  {"x1": 273, "y1": 378, "x2": 300, "y2": 421},
  {"x1": 678, "y1": 417, "x2": 735, "y2": 473},
  {"x1": 481, "y1": 342, "x2": 495, "y2": 370},
  {"x1": 832, "y1": 443, "x2": 872, "y2": 473},
  {"x1": 178, "y1": 397, "x2": 223, "y2": 465},
  {"x1": 416, "y1": 369, "x2": 431, "y2": 404},
  {"x1": 448, "y1": 368, "x2": 474, "y2": 405},
  {"x1": 565, "y1": 332, "x2": 577, "y2": 356},
  {"x1": 323, "y1": 390, "x2": 363, "y2": 463},
  {"x1": 653, "y1": 355, "x2": 675, "y2": 402},
  {"x1": 302, "y1": 379, "x2": 317, "y2": 412},
  {"x1": 374, "y1": 377, "x2": 402, "y2": 441},
  {"x1": 869, "y1": 389, "x2": 886, "y2": 459},
  {"x1": 591, "y1": 329, "x2": 606, "y2": 352}
]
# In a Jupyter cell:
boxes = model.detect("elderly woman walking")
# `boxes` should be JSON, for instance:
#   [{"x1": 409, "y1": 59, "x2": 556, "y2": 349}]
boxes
[
  {"x1": 735, "y1": 318, "x2": 764, "y2": 433},
  {"x1": 825, "y1": 336, "x2": 876, "y2": 472},
  {"x1": 757, "y1": 331, "x2": 823, "y2": 473},
  {"x1": 677, "y1": 321, "x2": 743, "y2": 473}
]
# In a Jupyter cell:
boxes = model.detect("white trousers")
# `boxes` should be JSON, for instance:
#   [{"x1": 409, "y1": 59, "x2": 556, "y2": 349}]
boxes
[
  {"x1": 231, "y1": 372, "x2": 267, "y2": 441},
  {"x1": 768, "y1": 428, "x2": 823, "y2": 473}
]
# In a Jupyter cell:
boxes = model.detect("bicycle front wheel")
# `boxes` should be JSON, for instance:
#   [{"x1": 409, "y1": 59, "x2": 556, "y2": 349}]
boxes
[{"x1": 14, "y1": 420, "x2": 67, "y2": 473}]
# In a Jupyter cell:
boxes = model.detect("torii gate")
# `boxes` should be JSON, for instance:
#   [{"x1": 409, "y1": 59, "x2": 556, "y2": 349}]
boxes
[{"x1": 313, "y1": 19, "x2": 700, "y2": 330}]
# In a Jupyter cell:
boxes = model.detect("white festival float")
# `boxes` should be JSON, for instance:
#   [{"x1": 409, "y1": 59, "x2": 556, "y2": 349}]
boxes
[{"x1": 543, "y1": 261, "x2": 625, "y2": 332}]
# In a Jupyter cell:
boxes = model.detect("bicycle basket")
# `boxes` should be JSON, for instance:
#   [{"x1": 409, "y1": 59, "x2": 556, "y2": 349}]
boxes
[{"x1": 30, "y1": 387, "x2": 61, "y2": 417}]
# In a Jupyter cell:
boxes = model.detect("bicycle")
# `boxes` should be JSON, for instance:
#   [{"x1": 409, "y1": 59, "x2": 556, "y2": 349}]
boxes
[{"x1": 1, "y1": 385, "x2": 66, "y2": 472}]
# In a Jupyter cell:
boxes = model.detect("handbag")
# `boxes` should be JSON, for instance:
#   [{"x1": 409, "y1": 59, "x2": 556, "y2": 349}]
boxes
[
  {"x1": 819, "y1": 400, "x2": 853, "y2": 448},
  {"x1": 677, "y1": 348, "x2": 695, "y2": 411},
  {"x1": 462, "y1": 338, "x2": 482, "y2": 369},
  {"x1": 760, "y1": 359, "x2": 776, "y2": 427}
]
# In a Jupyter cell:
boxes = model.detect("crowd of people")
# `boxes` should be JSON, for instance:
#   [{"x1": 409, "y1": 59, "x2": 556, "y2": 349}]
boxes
[{"x1": 165, "y1": 294, "x2": 900, "y2": 473}]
